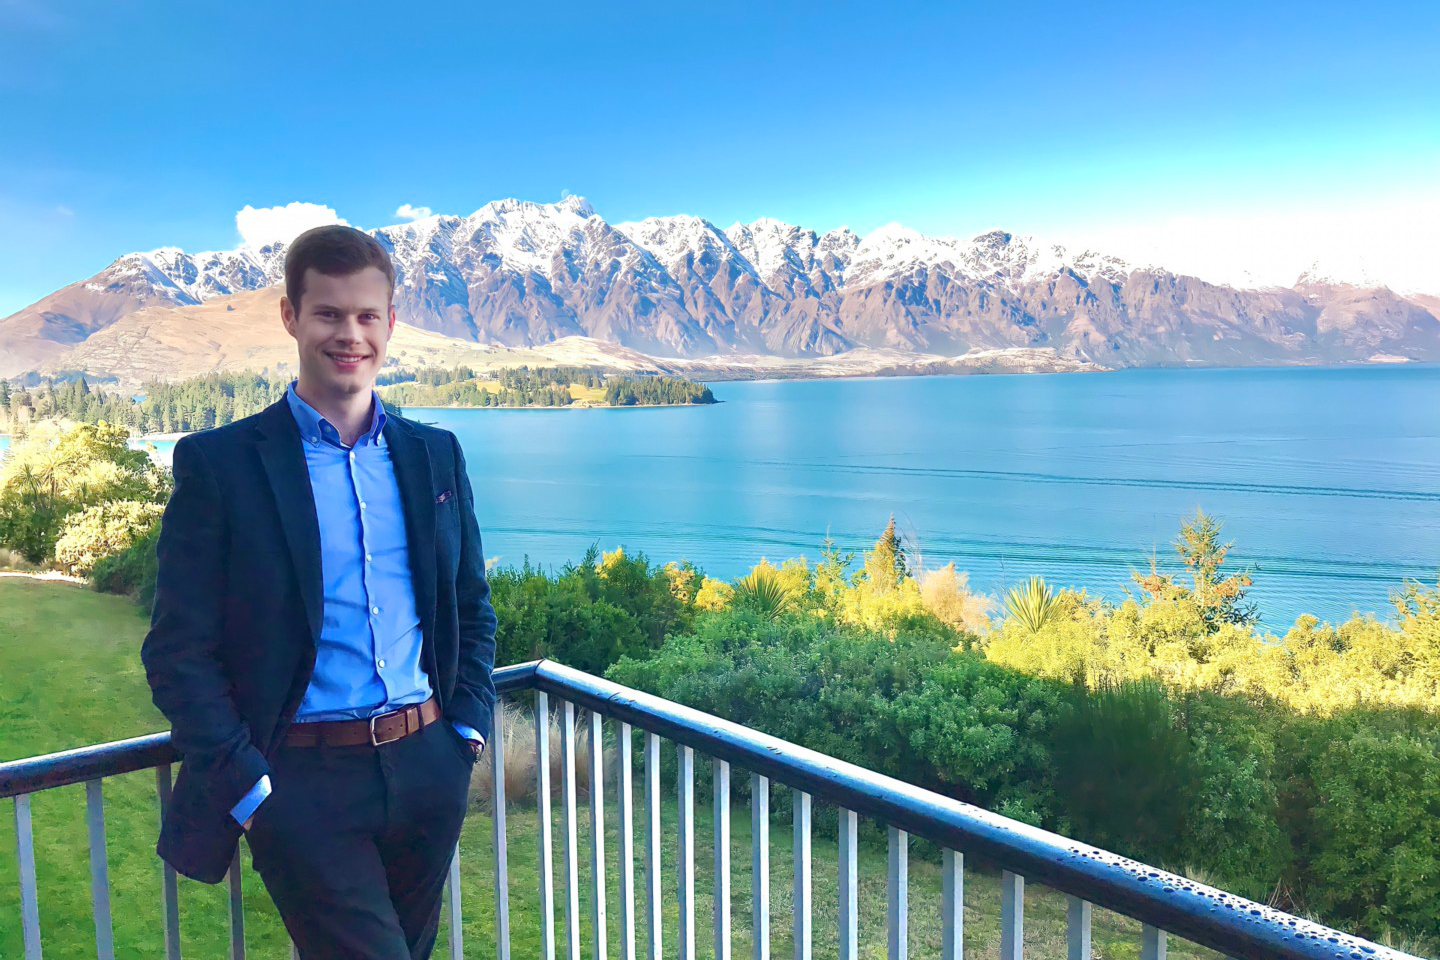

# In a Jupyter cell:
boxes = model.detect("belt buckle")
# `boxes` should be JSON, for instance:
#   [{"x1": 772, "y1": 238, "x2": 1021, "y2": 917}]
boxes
[{"x1": 369, "y1": 711, "x2": 403, "y2": 747}]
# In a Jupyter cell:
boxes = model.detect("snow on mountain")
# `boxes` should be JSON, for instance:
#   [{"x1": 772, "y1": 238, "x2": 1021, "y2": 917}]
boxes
[{"x1": 5, "y1": 193, "x2": 1439, "y2": 379}]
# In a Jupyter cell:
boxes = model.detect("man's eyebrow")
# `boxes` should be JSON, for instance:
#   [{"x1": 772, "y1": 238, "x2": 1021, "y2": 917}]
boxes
[{"x1": 309, "y1": 302, "x2": 385, "y2": 312}]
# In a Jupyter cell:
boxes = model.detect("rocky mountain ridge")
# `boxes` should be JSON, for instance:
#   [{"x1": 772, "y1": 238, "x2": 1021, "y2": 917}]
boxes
[{"x1": 2, "y1": 195, "x2": 1436, "y2": 380}]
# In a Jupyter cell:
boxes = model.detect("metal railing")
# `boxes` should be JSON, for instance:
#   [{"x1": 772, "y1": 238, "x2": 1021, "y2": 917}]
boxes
[{"x1": 0, "y1": 658, "x2": 1425, "y2": 960}]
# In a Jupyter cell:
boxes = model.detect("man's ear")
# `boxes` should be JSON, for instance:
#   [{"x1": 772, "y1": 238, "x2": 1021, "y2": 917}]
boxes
[
  {"x1": 280, "y1": 295, "x2": 298, "y2": 338},
  {"x1": 387, "y1": 304, "x2": 397, "y2": 336}
]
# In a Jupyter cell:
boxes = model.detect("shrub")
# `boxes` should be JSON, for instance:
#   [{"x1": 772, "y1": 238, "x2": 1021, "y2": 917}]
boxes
[
  {"x1": 90, "y1": 519, "x2": 160, "y2": 606},
  {"x1": 55, "y1": 500, "x2": 164, "y2": 576},
  {"x1": 1278, "y1": 710, "x2": 1440, "y2": 940}
]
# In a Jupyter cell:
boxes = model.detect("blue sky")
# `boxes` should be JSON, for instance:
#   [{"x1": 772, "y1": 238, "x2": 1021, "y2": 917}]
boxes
[{"x1": 1, "y1": 0, "x2": 1437, "y2": 314}]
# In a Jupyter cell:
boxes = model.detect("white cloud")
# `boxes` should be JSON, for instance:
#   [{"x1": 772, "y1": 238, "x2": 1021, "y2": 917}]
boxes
[
  {"x1": 1061, "y1": 193, "x2": 1440, "y2": 294},
  {"x1": 236, "y1": 202, "x2": 348, "y2": 249},
  {"x1": 395, "y1": 203, "x2": 433, "y2": 220}
]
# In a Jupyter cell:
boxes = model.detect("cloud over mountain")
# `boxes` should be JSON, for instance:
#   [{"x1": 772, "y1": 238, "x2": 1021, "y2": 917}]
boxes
[{"x1": 2, "y1": 195, "x2": 1437, "y2": 380}]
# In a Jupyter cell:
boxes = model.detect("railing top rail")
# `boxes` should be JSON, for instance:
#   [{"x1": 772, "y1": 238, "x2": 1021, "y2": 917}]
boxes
[
  {"x1": 0, "y1": 657, "x2": 1418, "y2": 960},
  {"x1": 0, "y1": 661, "x2": 540, "y2": 799},
  {"x1": 528, "y1": 659, "x2": 1420, "y2": 960}
]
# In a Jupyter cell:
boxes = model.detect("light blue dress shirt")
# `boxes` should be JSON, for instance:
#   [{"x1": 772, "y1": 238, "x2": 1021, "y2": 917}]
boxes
[{"x1": 231, "y1": 385, "x2": 481, "y2": 825}]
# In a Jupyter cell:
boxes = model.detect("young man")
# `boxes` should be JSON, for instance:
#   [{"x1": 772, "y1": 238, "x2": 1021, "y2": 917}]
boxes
[{"x1": 141, "y1": 225, "x2": 497, "y2": 960}]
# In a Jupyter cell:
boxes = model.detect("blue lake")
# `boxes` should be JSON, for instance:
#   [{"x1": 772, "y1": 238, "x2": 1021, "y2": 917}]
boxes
[
  {"x1": 419, "y1": 364, "x2": 1440, "y2": 629},
  {"x1": 5, "y1": 364, "x2": 1437, "y2": 627}
]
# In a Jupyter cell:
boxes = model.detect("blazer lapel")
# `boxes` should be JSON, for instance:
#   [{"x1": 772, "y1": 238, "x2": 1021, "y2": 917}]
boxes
[
  {"x1": 254, "y1": 401, "x2": 324, "y2": 646},
  {"x1": 384, "y1": 416, "x2": 438, "y2": 644}
]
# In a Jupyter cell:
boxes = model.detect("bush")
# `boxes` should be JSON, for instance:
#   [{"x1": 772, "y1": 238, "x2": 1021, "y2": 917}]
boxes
[
  {"x1": 55, "y1": 500, "x2": 164, "y2": 576},
  {"x1": 608, "y1": 608, "x2": 1065, "y2": 827},
  {"x1": 90, "y1": 519, "x2": 160, "y2": 606},
  {"x1": 1279, "y1": 710, "x2": 1440, "y2": 940},
  {"x1": 488, "y1": 546, "x2": 695, "y2": 673}
]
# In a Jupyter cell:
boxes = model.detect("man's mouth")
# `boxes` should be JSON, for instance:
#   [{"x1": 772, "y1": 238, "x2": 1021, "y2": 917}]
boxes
[{"x1": 327, "y1": 352, "x2": 369, "y2": 365}]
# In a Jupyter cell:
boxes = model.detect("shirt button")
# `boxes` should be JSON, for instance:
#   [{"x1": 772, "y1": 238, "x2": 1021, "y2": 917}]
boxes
[
  {"x1": 365, "y1": 553, "x2": 373, "y2": 562},
  {"x1": 377, "y1": 658, "x2": 386, "y2": 668},
  {"x1": 371, "y1": 606, "x2": 380, "y2": 615},
  {"x1": 360, "y1": 501, "x2": 367, "y2": 510}
]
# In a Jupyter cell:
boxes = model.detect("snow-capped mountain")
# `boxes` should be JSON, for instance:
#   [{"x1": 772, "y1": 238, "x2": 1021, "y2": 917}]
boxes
[{"x1": 3, "y1": 195, "x2": 1438, "y2": 379}]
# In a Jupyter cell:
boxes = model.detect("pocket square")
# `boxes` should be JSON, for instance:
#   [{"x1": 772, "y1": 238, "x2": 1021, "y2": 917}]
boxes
[{"x1": 435, "y1": 490, "x2": 453, "y2": 504}]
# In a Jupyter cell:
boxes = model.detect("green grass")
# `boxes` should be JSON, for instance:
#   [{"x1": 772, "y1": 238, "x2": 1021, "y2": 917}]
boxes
[{"x1": 0, "y1": 579, "x2": 1223, "y2": 959}]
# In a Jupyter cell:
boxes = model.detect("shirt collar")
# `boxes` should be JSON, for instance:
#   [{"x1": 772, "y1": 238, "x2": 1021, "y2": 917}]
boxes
[{"x1": 285, "y1": 381, "x2": 387, "y2": 448}]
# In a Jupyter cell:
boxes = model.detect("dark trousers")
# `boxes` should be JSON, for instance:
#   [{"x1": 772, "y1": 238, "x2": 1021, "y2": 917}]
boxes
[{"x1": 244, "y1": 716, "x2": 477, "y2": 960}]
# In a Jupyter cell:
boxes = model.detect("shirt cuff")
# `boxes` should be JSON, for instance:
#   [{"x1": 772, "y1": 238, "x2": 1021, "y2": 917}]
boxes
[
  {"x1": 451, "y1": 720, "x2": 484, "y2": 746},
  {"x1": 231, "y1": 775, "x2": 272, "y2": 825}
]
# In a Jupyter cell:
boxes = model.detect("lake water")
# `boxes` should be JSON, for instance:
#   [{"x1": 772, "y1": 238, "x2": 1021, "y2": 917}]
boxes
[
  {"x1": 5, "y1": 365, "x2": 1436, "y2": 627},
  {"x1": 420, "y1": 364, "x2": 1440, "y2": 629}
]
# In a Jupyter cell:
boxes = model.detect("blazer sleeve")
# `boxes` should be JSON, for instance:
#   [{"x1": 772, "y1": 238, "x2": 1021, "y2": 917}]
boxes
[
  {"x1": 447, "y1": 431, "x2": 499, "y2": 740},
  {"x1": 141, "y1": 437, "x2": 270, "y2": 809}
]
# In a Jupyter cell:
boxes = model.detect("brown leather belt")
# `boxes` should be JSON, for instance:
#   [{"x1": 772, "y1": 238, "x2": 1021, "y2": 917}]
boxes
[{"x1": 284, "y1": 696, "x2": 442, "y2": 748}]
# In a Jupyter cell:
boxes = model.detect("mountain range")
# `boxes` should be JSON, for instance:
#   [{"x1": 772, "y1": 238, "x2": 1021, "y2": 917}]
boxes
[{"x1": 2, "y1": 195, "x2": 1437, "y2": 383}]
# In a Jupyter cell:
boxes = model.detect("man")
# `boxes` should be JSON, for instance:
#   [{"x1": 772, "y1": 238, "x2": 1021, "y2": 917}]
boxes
[{"x1": 141, "y1": 225, "x2": 497, "y2": 960}]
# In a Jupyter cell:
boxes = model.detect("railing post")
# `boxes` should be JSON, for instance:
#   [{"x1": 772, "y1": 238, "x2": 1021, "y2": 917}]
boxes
[
  {"x1": 838, "y1": 808, "x2": 857, "y2": 960},
  {"x1": 227, "y1": 847, "x2": 245, "y2": 960},
  {"x1": 644, "y1": 732, "x2": 663, "y2": 960},
  {"x1": 534, "y1": 691, "x2": 555, "y2": 960},
  {"x1": 677, "y1": 743, "x2": 696, "y2": 960},
  {"x1": 942, "y1": 850, "x2": 963, "y2": 960},
  {"x1": 85, "y1": 779, "x2": 115, "y2": 960},
  {"x1": 714, "y1": 759, "x2": 731, "y2": 960},
  {"x1": 535, "y1": 690, "x2": 555, "y2": 960},
  {"x1": 154, "y1": 765, "x2": 182, "y2": 960},
  {"x1": 589, "y1": 711, "x2": 609, "y2": 960},
  {"x1": 887, "y1": 827, "x2": 907, "y2": 960},
  {"x1": 1067, "y1": 897, "x2": 1092, "y2": 960},
  {"x1": 1000, "y1": 871, "x2": 1023, "y2": 960},
  {"x1": 792, "y1": 790, "x2": 811, "y2": 960},
  {"x1": 447, "y1": 841, "x2": 463, "y2": 960},
  {"x1": 618, "y1": 722, "x2": 637, "y2": 960},
  {"x1": 1142, "y1": 924, "x2": 1167, "y2": 960},
  {"x1": 491, "y1": 700, "x2": 510, "y2": 960},
  {"x1": 751, "y1": 774, "x2": 769, "y2": 960},
  {"x1": 560, "y1": 700, "x2": 581, "y2": 960},
  {"x1": 14, "y1": 793, "x2": 43, "y2": 960}
]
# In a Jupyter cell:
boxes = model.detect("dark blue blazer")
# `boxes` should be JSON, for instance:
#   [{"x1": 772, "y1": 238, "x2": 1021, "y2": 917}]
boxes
[{"x1": 140, "y1": 398, "x2": 498, "y2": 883}]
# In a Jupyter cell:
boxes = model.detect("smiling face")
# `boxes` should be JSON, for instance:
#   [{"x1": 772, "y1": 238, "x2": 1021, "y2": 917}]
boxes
[{"x1": 280, "y1": 266, "x2": 397, "y2": 402}]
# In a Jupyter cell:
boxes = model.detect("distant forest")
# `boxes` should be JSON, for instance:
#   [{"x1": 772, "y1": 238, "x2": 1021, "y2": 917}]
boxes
[
  {"x1": 0, "y1": 365, "x2": 716, "y2": 436},
  {"x1": 0, "y1": 374, "x2": 290, "y2": 435},
  {"x1": 378, "y1": 365, "x2": 717, "y2": 408}
]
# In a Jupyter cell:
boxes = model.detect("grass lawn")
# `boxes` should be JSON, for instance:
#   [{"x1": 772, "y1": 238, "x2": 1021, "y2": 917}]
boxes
[{"x1": 0, "y1": 579, "x2": 1223, "y2": 959}]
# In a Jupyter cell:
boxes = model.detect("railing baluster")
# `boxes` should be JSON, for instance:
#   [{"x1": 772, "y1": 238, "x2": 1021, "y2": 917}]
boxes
[
  {"x1": 14, "y1": 793, "x2": 43, "y2": 960},
  {"x1": 589, "y1": 711, "x2": 609, "y2": 960},
  {"x1": 560, "y1": 700, "x2": 581, "y2": 960},
  {"x1": 535, "y1": 691, "x2": 556, "y2": 960},
  {"x1": 792, "y1": 790, "x2": 811, "y2": 960},
  {"x1": 618, "y1": 722, "x2": 637, "y2": 960},
  {"x1": 751, "y1": 774, "x2": 769, "y2": 960},
  {"x1": 644, "y1": 732, "x2": 663, "y2": 960},
  {"x1": 154, "y1": 766, "x2": 182, "y2": 960},
  {"x1": 1067, "y1": 897, "x2": 1092, "y2": 960},
  {"x1": 227, "y1": 848, "x2": 245, "y2": 960},
  {"x1": 1142, "y1": 924, "x2": 1167, "y2": 960},
  {"x1": 838, "y1": 808, "x2": 857, "y2": 960},
  {"x1": 85, "y1": 779, "x2": 115, "y2": 960},
  {"x1": 942, "y1": 850, "x2": 962, "y2": 960},
  {"x1": 713, "y1": 759, "x2": 731, "y2": 960},
  {"x1": 677, "y1": 743, "x2": 696, "y2": 960},
  {"x1": 1000, "y1": 871, "x2": 1023, "y2": 960},
  {"x1": 887, "y1": 827, "x2": 907, "y2": 960},
  {"x1": 492, "y1": 701, "x2": 510, "y2": 960},
  {"x1": 447, "y1": 841, "x2": 463, "y2": 960}
]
